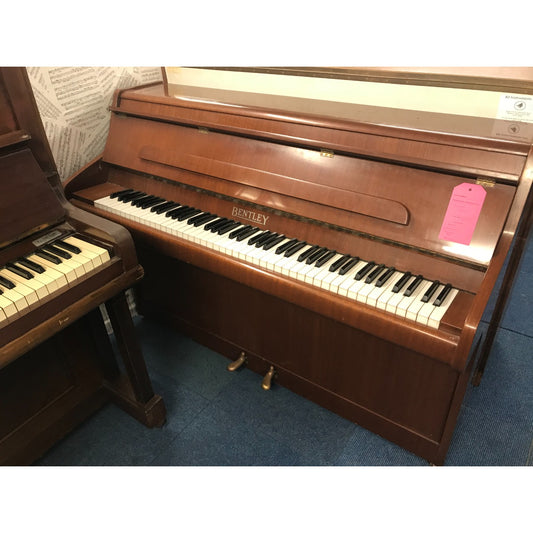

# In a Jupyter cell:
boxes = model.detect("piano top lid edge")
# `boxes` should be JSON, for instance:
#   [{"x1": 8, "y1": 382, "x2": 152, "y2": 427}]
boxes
[{"x1": 113, "y1": 82, "x2": 533, "y2": 156}]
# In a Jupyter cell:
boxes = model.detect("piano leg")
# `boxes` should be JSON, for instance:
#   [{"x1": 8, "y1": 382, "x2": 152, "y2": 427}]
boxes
[{"x1": 103, "y1": 291, "x2": 166, "y2": 428}]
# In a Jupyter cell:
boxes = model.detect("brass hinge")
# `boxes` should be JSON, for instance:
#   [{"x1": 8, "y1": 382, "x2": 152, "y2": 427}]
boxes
[
  {"x1": 476, "y1": 177, "x2": 495, "y2": 187},
  {"x1": 320, "y1": 148, "x2": 334, "y2": 158},
  {"x1": 198, "y1": 127, "x2": 209, "y2": 134}
]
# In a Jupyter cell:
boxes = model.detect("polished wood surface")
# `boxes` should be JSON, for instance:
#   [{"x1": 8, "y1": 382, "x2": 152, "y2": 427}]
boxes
[
  {"x1": 0, "y1": 68, "x2": 165, "y2": 465},
  {"x1": 65, "y1": 79, "x2": 533, "y2": 464}
]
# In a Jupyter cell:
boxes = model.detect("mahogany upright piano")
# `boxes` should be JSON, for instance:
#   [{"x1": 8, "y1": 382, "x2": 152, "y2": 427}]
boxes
[
  {"x1": 64, "y1": 69, "x2": 533, "y2": 464},
  {"x1": 0, "y1": 67, "x2": 165, "y2": 465}
]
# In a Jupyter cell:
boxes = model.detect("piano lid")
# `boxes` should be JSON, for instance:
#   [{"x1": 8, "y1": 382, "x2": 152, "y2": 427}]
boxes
[{"x1": 117, "y1": 81, "x2": 533, "y2": 156}]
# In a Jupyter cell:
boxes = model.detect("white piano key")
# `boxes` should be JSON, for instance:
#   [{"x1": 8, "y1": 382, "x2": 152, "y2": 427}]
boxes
[
  {"x1": 13, "y1": 261, "x2": 60, "y2": 294},
  {"x1": 0, "y1": 306, "x2": 8, "y2": 325},
  {"x1": 404, "y1": 280, "x2": 433, "y2": 320},
  {"x1": 416, "y1": 284, "x2": 446, "y2": 325},
  {"x1": 0, "y1": 282, "x2": 30, "y2": 312},
  {"x1": 427, "y1": 289, "x2": 459, "y2": 329},
  {"x1": 26, "y1": 254, "x2": 68, "y2": 289},
  {"x1": 0, "y1": 293, "x2": 18, "y2": 318},
  {"x1": 65, "y1": 235, "x2": 110, "y2": 257},
  {"x1": 346, "y1": 276, "x2": 369, "y2": 301},
  {"x1": 0, "y1": 268, "x2": 49, "y2": 300},
  {"x1": 29, "y1": 254, "x2": 77, "y2": 285},
  {"x1": 338, "y1": 262, "x2": 368, "y2": 297},
  {"x1": 304, "y1": 254, "x2": 340, "y2": 286},
  {"x1": 385, "y1": 276, "x2": 416, "y2": 314},
  {"x1": 0, "y1": 270, "x2": 39, "y2": 305},
  {"x1": 368, "y1": 271, "x2": 404, "y2": 308}
]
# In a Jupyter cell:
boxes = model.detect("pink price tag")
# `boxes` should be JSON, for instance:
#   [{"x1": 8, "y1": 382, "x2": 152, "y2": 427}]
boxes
[{"x1": 438, "y1": 183, "x2": 487, "y2": 246}]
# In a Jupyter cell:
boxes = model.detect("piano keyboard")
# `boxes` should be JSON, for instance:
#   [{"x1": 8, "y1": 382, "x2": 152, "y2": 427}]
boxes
[
  {"x1": 95, "y1": 190, "x2": 459, "y2": 329},
  {"x1": 0, "y1": 235, "x2": 111, "y2": 326}
]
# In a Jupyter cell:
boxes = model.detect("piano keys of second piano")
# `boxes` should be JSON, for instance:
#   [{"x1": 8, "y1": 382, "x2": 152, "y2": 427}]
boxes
[
  {"x1": 94, "y1": 190, "x2": 459, "y2": 330},
  {"x1": 0, "y1": 236, "x2": 111, "y2": 326}
]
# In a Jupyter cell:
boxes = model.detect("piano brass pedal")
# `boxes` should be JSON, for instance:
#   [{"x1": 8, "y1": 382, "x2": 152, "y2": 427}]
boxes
[
  {"x1": 261, "y1": 365, "x2": 276, "y2": 391},
  {"x1": 227, "y1": 351, "x2": 247, "y2": 372}
]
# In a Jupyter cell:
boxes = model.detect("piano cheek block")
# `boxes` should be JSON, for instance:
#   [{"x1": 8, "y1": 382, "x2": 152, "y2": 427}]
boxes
[{"x1": 62, "y1": 71, "x2": 531, "y2": 465}]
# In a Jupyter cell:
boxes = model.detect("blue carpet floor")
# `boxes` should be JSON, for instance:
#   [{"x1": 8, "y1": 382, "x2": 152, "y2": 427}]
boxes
[{"x1": 37, "y1": 235, "x2": 533, "y2": 467}]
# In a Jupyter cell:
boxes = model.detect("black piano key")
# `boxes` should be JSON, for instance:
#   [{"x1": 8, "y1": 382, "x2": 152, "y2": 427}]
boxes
[
  {"x1": 218, "y1": 221, "x2": 241, "y2": 235},
  {"x1": 0, "y1": 287, "x2": 3, "y2": 295},
  {"x1": 170, "y1": 205, "x2": 194, "y2": 218},
  {"x1": 391, "y1": 271, "x2": 412, "y2": 293},
  {"x1": 194, "y1": 214, "x2": 218, "y2": 227},
  {"x1": 283, "y1": 241, "x2": 307, "y2": 257},
  {"x1": 152, "y1": 201, "x2": 178, "y2": 213},
  {"x1": 111, "y1": 188, "x2": 133, "y2": 199},
  {"x1": 188, "y1": 212, "x2": 212, "y2": 226},
  {"x1": 314, "y1": 250, "x2": 337, "y2": 268},
  {"x1": 275, "y1": 238, "x2": 299, "y2": 255},
  {"x1": 297, "y1": 245, "x2": 320, "y2": 262},
  {"x1": 403, "y1": 274, "x2": 423, "y2": 297},
  {"x1": 43, "y1": 244, "x2": 71, "y2": 259},
  {"x1": 248, "y1": 230, "x2": 270, "y2": 246},
  {"x1": 433, "y1": 283, "x2": 452, "y2": 307},
  {"x1": 132, "y1": 194, "x2": 155, "y2": 207},
  {"x1": 229, "y1": 225, "x2": 252, "y2": 239},
  {"x1": 258, "y1": 233, "x2": 281, "y2": 249},
  {"x1": 130, "y1": 193, "x2": 152, "y2": 206},
  {"x1": 253, "y1": 231, "x2": 276, "y2": 247},
  {"x1": 0, "y1": 275, "x2": 16, "y2": 289},
  {"x1": 35, "y1": 250, "x2": 62, "y2": 264},
  {"x1": 119, "y1": 191, "x2": 146, "y2": 203},
  {"x1": 262, "y1": 234, "x2": 286, "y2": 251},
  {"x1": 54, "y1": 239, "x2": 82, "y2": 254},
  {"x1": 166, "y1": 205, "x2": 190, "y2": 218},
  {"x1": 421, "y1": 280, "x2": 440, "y2": 302},
  {"x1": 375, "y1": 266, "x2": 396, "y2": 287},
  {"x1": 329, "y1": 254, "x2": 351, "y2": 273},
  {"x1": 354, "y1": 261, "x2": 375, "y2": 280},
  {"x1": 365, "y1": 264, "x2": 385, "y2": 284},
  {"x1": 177, "y1": 208, "x2": 202, "y2": 221},
  {"x1": 6, "y1": 262, "x2": 34, "y2": 280},
  {"x1": 338, "y1": 257, "x2": 360, "y2": 275},
  {"x1": 16, "y1": 258, "x2": 46, "y2": 273},
  {"x1": 305, "y1": 247, "x2": 329, "y2": 265},
  {"x1": 207, "y1": 218, "x2": 231, "y2": 232},
  {"x1": 236, "y1": 228, "x2": 261, "y2": 242},
  {"x1": 140, "y1": 197, "x2": 165, "y2": 209},
  {"x1": 115, "y1": 189, "x2": 138, "y2": 200},
  {"x1": 230, "y1": 225, "x2": 253, "y2": 240}
]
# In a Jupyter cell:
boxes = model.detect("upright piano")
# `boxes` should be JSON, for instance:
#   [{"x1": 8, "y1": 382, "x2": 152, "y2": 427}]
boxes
[
  {"x1": 64, "y1": 69, "x2": 533, "y2": 464},
  {"x1": 0, "y1": 68, "x2": 165, "y2": 465}
]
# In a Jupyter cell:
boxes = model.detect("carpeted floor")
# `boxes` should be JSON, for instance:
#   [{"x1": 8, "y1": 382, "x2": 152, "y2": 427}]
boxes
[{"x1": 37, "y1": 235, "x2": 533, "y2": 467}]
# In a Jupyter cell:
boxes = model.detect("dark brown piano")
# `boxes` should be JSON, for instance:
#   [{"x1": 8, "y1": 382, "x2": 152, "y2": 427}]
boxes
[
  {"x1": 64, "y1": 68, "x2": 533, "y2": 464},
  {"x1": 0, "y1": 68, "x2": 165, "y2": 465}
]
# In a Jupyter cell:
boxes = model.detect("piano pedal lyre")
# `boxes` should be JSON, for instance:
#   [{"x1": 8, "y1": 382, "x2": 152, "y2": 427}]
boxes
[
  {"x1": 261, "y1": 365, "x2": 276, "y2": 391},
  {"x1": 227, "y1": 351, "x2": 247, "y2": 372}
]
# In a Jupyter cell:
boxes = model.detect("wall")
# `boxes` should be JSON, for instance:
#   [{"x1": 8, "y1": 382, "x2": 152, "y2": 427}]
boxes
[{"x1": 27, "y1": 67, "x2": 162, "y2": 180}]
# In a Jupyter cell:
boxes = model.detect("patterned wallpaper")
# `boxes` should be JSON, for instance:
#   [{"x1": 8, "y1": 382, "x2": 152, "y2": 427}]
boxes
[{"x1": 27, "y1": 67, "x2": 162, "y2": 180}]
